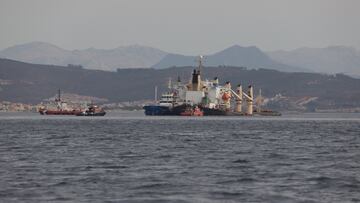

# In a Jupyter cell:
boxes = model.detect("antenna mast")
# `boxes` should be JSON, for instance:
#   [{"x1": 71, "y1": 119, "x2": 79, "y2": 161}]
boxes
[
  {"x1": 56, "y1": 89, "x2": 61, "y2": 102},
  {"x1": 154, "y1": 86, "x2": 158, "y2": 102},
  {"x1": 198, "y1": 55, "x2": 204, "y2": 74},
  {"x1": 168, "y1": 77, "x2": 172, "y2": 89}
]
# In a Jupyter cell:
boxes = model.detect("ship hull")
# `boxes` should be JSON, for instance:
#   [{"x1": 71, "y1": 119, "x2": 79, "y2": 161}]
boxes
[
  {"x1": 143, "y1": 104, "x2": 188, "y2": 116},
  {"x1": 143, "y1": 105, "x2": 173, "y2": 116},
  {"x1": 39, "y1": 110, "x2": 82, "y2": 115},
  {"x1": 202, "y1": 108, "x2": 280, "y2": 116},
  {"x1": 144, "y1": 105, "x2": 281, "y2": 117},
  {"x1": 202, "y1": 108, "x2": 230, "y2": 116},
  {"x1": 253, "y1": 111, "x2": 281, "y2": 116},
  {"x1": 76, "y1": 112, "x2": 106, "y2": 116}
]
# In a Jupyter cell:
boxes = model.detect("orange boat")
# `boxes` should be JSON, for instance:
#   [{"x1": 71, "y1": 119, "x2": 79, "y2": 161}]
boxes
[{"x1": 180, "y1": 106, "x2": 203, "y2": 116}]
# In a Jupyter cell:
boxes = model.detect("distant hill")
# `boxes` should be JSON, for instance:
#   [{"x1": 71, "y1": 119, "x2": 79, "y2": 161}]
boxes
[
  {"x1": 3, "y1": 42, "x2": 359, "y2": 77},
  {"x1": 0, "y1": 42, "x2": 72, "y2": 66},
  {"x1": 153, "y1": 45, "x2": 308, "y2": 72},
  {"x1": 0, "y1": 42, "x2": 167, "y2": 71},
  {"x1": 1, "y1": 58, "x2": 360, "y2": 111},
  {"x1": 268, "y1": 46, "x2": 360, "y2": 77}
]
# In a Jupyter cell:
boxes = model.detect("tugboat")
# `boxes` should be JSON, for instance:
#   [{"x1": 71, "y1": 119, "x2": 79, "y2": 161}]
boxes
[
  {"x1": 180, "y1": 106, "x2": 204, "y2": 116},
  {"x1": 39, "y1": 89, "x2": 82, "y2": 115},
  {"x1": 76, "y1": 104, "x2": 106, "y2": 116}
]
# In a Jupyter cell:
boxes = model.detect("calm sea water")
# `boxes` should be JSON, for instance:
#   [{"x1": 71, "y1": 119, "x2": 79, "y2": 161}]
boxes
[{"x1": 0, "y1": 112, "x2": 359, "y2": 202}]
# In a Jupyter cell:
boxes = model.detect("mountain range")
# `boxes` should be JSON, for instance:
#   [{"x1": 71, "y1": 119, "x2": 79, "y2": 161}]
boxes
[
  {"x1": 268, "y1": 46, "x2": 360, "y2": 77},
  {"x1": 152, "y1": 45, "x2": 306, "y2": 72},
  {"x1": 0, "y1": 42, "x2": 167, "y2": 71},
  {"x1": 0, "y1": 42, "x2": 307, "y2": 72},
  {"x1": 1, "y1": 42, "x2": 360, "y2": 77}
]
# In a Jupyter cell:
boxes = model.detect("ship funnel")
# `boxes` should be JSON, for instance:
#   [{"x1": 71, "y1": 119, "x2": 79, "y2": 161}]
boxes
[
  {"x1": 213, "y1": 77, "x2": 219, "y2": 85},
  {"x1": 225, "y1": 81, "x2": 231, "y2": 89},
  {"x1": 191, "y1": 68, "x2": 201, "y2": 91}
]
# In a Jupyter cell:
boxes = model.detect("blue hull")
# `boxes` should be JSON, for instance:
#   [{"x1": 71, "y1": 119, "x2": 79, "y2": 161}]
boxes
[{"x1": 143, "y1": 105, "x2": 172, "y2": 116}]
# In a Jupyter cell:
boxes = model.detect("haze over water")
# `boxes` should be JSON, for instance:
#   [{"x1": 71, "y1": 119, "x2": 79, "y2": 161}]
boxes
[{"x1": 0, "y1": 112, "x2": 359, "y2": 202}]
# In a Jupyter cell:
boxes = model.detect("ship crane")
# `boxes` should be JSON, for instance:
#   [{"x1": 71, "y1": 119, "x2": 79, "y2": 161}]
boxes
[
  {"x1": 228, "y1": 87, "x2": 253, "y2": 101},
  {"x1": 227, "y1": 85, "x2": 254, "y2": 115}
]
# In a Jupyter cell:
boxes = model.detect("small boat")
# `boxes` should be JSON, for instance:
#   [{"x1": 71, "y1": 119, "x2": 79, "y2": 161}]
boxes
[
  {"x1": 76, "y1": 105, "x2": 106, "y2": 116},
  {"x1": 180, "y1": 106, "x2": 203, "y2": 116}
]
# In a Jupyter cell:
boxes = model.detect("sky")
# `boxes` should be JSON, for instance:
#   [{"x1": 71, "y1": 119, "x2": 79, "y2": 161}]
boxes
[{"x1": 0, "y1": 0, "x2": 359, "y2": 55}]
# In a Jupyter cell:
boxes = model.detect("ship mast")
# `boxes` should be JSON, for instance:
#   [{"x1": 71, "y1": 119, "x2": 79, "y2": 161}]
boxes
[
  {"x1": 168, "y1": 77, "x2": 172, "y2": 89},
  {"x1": 154, "y1": 86, "x2": 158, "y2": 102},
  {"x1": 197, "y1": 55, "x2": 204, "y2": 74},
  {"x1": 56, "y1": 89, "x2": 61, "y2": 110},
  {"x1": 255, "y1": 88, "x2": 263, "y2": 112},
  {"x1": 55, "y1": 89, "x2": 61, "y2": 102},
  {"x1": 190, "y1": 56, "x2": 204, "y2": 91}
]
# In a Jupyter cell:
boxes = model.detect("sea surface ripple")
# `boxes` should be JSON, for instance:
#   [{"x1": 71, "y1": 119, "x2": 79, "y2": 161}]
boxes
[{"x1": 0, "y1": 112, "x2": 359, "y2": 202}]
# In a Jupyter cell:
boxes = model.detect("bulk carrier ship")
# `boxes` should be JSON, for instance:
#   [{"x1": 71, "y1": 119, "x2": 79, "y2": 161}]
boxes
[{"x1": 144, "y1": 56, "x2": 281, "y2": 116}]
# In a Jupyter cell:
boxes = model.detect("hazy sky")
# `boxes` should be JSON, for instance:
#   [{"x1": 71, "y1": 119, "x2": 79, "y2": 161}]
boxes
[{"x1": 1, "y1": 0, "x2": 359, "y2": 54}]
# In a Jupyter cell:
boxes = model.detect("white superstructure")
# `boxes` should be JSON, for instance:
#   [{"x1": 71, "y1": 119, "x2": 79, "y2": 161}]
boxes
[{"x1": 164, "y1": 56, "x2": 255, "y2": 115}]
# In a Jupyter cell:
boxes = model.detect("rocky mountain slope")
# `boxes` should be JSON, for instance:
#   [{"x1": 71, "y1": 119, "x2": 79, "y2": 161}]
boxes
[
  {"x1": 0, "y1": 42, "x2": 167, "y2": 71},
  {"x1": 268, "y1": 46, "x2": 360, "y2": 77}
]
